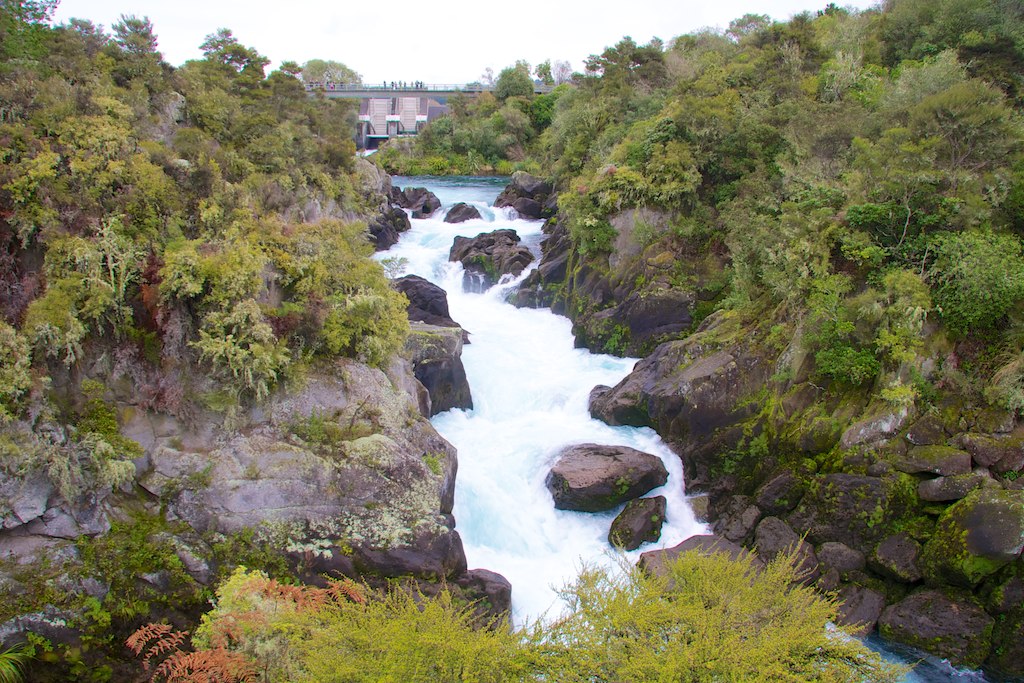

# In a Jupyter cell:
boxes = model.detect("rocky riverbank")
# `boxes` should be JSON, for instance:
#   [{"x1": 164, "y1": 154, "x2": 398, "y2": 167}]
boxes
[{"x1": 513, "y1": 170, "x2": 1024, "y2": 680}]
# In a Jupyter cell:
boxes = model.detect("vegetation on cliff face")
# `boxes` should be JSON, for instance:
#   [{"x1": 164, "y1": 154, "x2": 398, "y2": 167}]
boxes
[
  {"x1": 380, "y1": 0, "x2": 1024, "y2": 675},
  {"x1": 0, "y1": 4, "x2": 410, "y2": 409},
  {"x1": 0, "y1": 3, "x2": 412, "y2": 677}
]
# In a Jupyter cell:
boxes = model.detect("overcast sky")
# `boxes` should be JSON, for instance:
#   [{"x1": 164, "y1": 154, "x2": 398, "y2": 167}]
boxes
[{"x1": 53, "y1": 0, "x2": 880, "y2": 84}]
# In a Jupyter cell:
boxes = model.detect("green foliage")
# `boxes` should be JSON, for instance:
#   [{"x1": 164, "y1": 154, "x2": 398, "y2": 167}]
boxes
[
  {"x1": 494, "y1": 62, "x2": 534, "y2": 101},
  {"x1": 173, "y1": 551, "x2": 901, "y2": 683},
  {"x1": 76, "y1": 514, "x2": 203, "y2": 621},
  {"x1": 927, "y1": 230, "x2": 1024, "y2": 334},
  {"x1": 0, "y1": 322, "x2": 31, "y2": 421},
  {"x1": 192, "y1": 299, "x2": 290, "y2": 400},
  {"x1": 0, "y1": 643, "x2": 30, "y2": 683},
  {"x1": 536, "y1": 551, "x2": 902, "y2": 682}
]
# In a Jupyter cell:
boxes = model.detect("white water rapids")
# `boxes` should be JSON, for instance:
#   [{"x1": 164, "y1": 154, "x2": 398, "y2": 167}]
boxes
[
  {"x1": 377, "y1": 176, "x2": 987, "y2": 682},
  {"x1": 378, "y1": 176, "x2": 706, "y2": 625}
]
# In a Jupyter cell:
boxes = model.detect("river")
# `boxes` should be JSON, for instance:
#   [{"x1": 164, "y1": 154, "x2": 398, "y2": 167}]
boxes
[{"x1": 378, "y1": 175, "x2": 988, "y2": 682}]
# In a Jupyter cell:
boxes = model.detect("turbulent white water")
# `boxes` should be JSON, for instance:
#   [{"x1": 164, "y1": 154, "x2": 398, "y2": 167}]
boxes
[
  {"x1": 379, "y1": 176, "x2": 706, "y2": 625},
  {"x1": 377, "y1": 176, "x2": 988, "y2": 682}
]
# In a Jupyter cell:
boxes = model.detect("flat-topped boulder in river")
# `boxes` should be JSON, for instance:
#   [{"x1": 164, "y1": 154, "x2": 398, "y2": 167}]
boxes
[
  {"x1": 545, "y1": 443, "x2": 668, "y2": 512},
  {"x1": 390, "y1": 186, "x2": 441, "y2": 218},
  {"x1": 444, "y1": 202, "x2": 482, "y2": 224},
  {"x1": 449, "y1": 229, "x2": 534, "y2": 293}
]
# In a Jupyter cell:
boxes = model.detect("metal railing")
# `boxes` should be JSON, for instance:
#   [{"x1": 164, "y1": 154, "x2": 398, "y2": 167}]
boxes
[{"x1": 304, "y1": 82, "x2": 554, "y2": 94}]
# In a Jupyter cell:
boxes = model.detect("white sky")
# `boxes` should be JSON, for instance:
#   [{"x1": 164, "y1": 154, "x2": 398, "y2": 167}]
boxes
[{"x1": 53, "y1": 0, "x2": 880, "y2": 84}]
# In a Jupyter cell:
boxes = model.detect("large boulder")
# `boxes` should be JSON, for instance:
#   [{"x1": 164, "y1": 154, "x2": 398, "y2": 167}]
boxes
[
  {"x1": 787, "y1": 474, "x2": 912, "y2": 548},
  {"x1": 391, "y1": 186, "x2": 441, "y2": 218},
  {"x1": 589, "y1": 323, "x2": 774, "y2": 489},
  {"x1": 494, "y1": 172, "x2": 555, "y2": 219},
  {"x1": 958, "y1": 433, "x2": 1024, "y2": 473},
  {"x1": 135, "y1": 359, "x2": 464, "y2": 581},
  {"x1": 878, "y1": 590, "x2": 994, "y2": 669},
  {"x1": 836, "y1": 584, "x2": 886, "y2": 636},
  {"x1": 368, "y1": 204, "x2": 411, "y2": 250},
  {"x1": 894, "y1": 445, "x2": 972, "y2": 476},
  {"x1": 449, "y1": 229, "x2": 534, "y2": 293},
  {"x1": 752, "y1": 516, "x2": 819, "y2": 583},
  {"x1": 404, "y1": 323, "x2": 473, "y2": 416},
  {"x1": 919, "y1": 488, "x2": 1024, "y2": 588},
  {"x1": 444, "y1": 202, "x2": 482, "y2": 224},
  {"x1": 868, "y1": 532, "x2": 923, "y2": 583},
  {"x1": 393, "y1": 275, "x2": 462, "y2": 329},
  {"x1": 638, "y1": 534, "x2": 763, "y2": 577},
  {"x1": 608, "y1": 496, "x2": 666, "y2": 550},
  {"x1": 546, "y1": 444, "x2": 668, "y2": 512}
]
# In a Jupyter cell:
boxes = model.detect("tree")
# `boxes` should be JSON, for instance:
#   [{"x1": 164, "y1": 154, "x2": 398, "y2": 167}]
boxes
[
  {"x1": 0, "y1": 0, "x2": 59, "y2": 58},
  {"x1": 494, "y1": 62, "x2": 534, "y2": 100},
  {"x1": 112, "y1": 14, "x2": 157, "y2": 56},
  {"x1": 727, "y1": 12, "x2": 770, "y2": 41},
  {"x1": 200, "y1": 27, "x2": 269, "y2": 80},
  {"x1": 535, "y1": 59, "x2": 553, "y2": 85},
  {"x1": 553, "y1": 59, "x2": 573, "y2": 84},
  {"x1": 301, "y1": 58, "x2": 360, "y2": 85}
]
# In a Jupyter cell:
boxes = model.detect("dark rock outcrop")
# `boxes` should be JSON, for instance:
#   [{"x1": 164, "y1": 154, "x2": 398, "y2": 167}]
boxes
[
  {"x1": 589, "y1": 319, "x2": 774, "y2": 489},
  {"x1": 444, "y1": 202, "x2": 482, "y2": 224},
  {"x1": 787, "y1": 474, "x2": 911, "y2": 548},
  {"x1": 753, "y1": 516, "x2": 819, "y2": 583},
  {"x1": 494, "y1": 172, "x2": 555, "y2": 219},
  {"x1": 878, "y1": 590, "x2": 994, "y2": 669},
  {"x1": 916, "y1": 471, "x2": 993, "y2": 502},
  {"x1": 608, "y1": 496, "x2": 666, "y2": 550},
  {"x1": 449, "y1": 229, "x2": 534, "y2": 293},
  {"x1": 836, "y1": 584, "x2": 886, "y2": 636},
  {"x1": 919, "y1": 488, "x2": 1024, "y2": 588},
  {"x1": 404, "y1": 323, "x2": 472, "y2": 416},
  {"x1": 546, "y1": 444, "x2": 668, "y2": 513},
  {"x1": 894, "y1": 445, "x2": 972, "y2": 476},
  {"x1": 393, "y1": 275, "x2": 462, "y2": 329},
  {"x1": 816, "y1": 541, "x2": 866, "y2": 576},
  {"x1": 391, "y1": 186, "x2": 441, "y2": 218},
  {"x1": 638, "y1": 534, "x2": 763, "y2": 577},
  {"x1": 868, "y1": 532, "x2": 923, "y2": 583},
  {"x1": 369, "y1": 204, "x2": 412, "y2": 250}
]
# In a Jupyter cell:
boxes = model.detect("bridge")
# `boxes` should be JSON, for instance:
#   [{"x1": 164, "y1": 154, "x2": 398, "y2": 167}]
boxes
[{"x1": 305, "y1": 82, "x2": 554, "y2": 148}]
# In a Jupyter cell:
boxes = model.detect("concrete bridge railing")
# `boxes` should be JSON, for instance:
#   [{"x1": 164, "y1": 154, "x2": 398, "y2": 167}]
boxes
[{"x1": 304, "y1": 82, "x2": 555, "y2": 96}]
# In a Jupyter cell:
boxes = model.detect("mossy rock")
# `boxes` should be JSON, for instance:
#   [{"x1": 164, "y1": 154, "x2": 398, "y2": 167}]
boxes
[
  {"x1": 878, "y1": 589, "x2": 993, "y2": 669},
  {"x1": 893, "y1": 445, "x2": 971, "y2": 476},
  {"x1": 920, "y1": 488, "x2": 1024, "y2": 588}
]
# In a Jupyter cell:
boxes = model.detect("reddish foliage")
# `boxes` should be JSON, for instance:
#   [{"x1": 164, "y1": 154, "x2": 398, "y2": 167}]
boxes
[{"x1": 127, "y1": 623, "x2": 256, "y2": 683}]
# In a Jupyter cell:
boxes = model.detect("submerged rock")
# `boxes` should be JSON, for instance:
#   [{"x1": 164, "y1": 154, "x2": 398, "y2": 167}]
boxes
[
  {"x1": 608, "y1": 496, "x2": 666, "y2": 550},
  {"x1": 545, "y1": 444, "x2": 668, "y2": 513}
]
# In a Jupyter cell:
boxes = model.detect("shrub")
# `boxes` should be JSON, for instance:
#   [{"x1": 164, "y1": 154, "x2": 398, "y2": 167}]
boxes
[
  {"x1": 927, "y1": 230, "x2": 1024, "y2": 335},
  {"x1": 0, "y1": 322, "x2": 31, "y2": 421},
  {"x1": 192, "y1": 299, "x2": 291, "y2": 400}
]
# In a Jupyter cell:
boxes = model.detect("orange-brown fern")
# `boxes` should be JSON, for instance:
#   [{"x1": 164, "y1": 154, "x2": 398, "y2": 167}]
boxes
[{"x1": 127, "y1": 623, "x2": 256, "y2": 683}]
